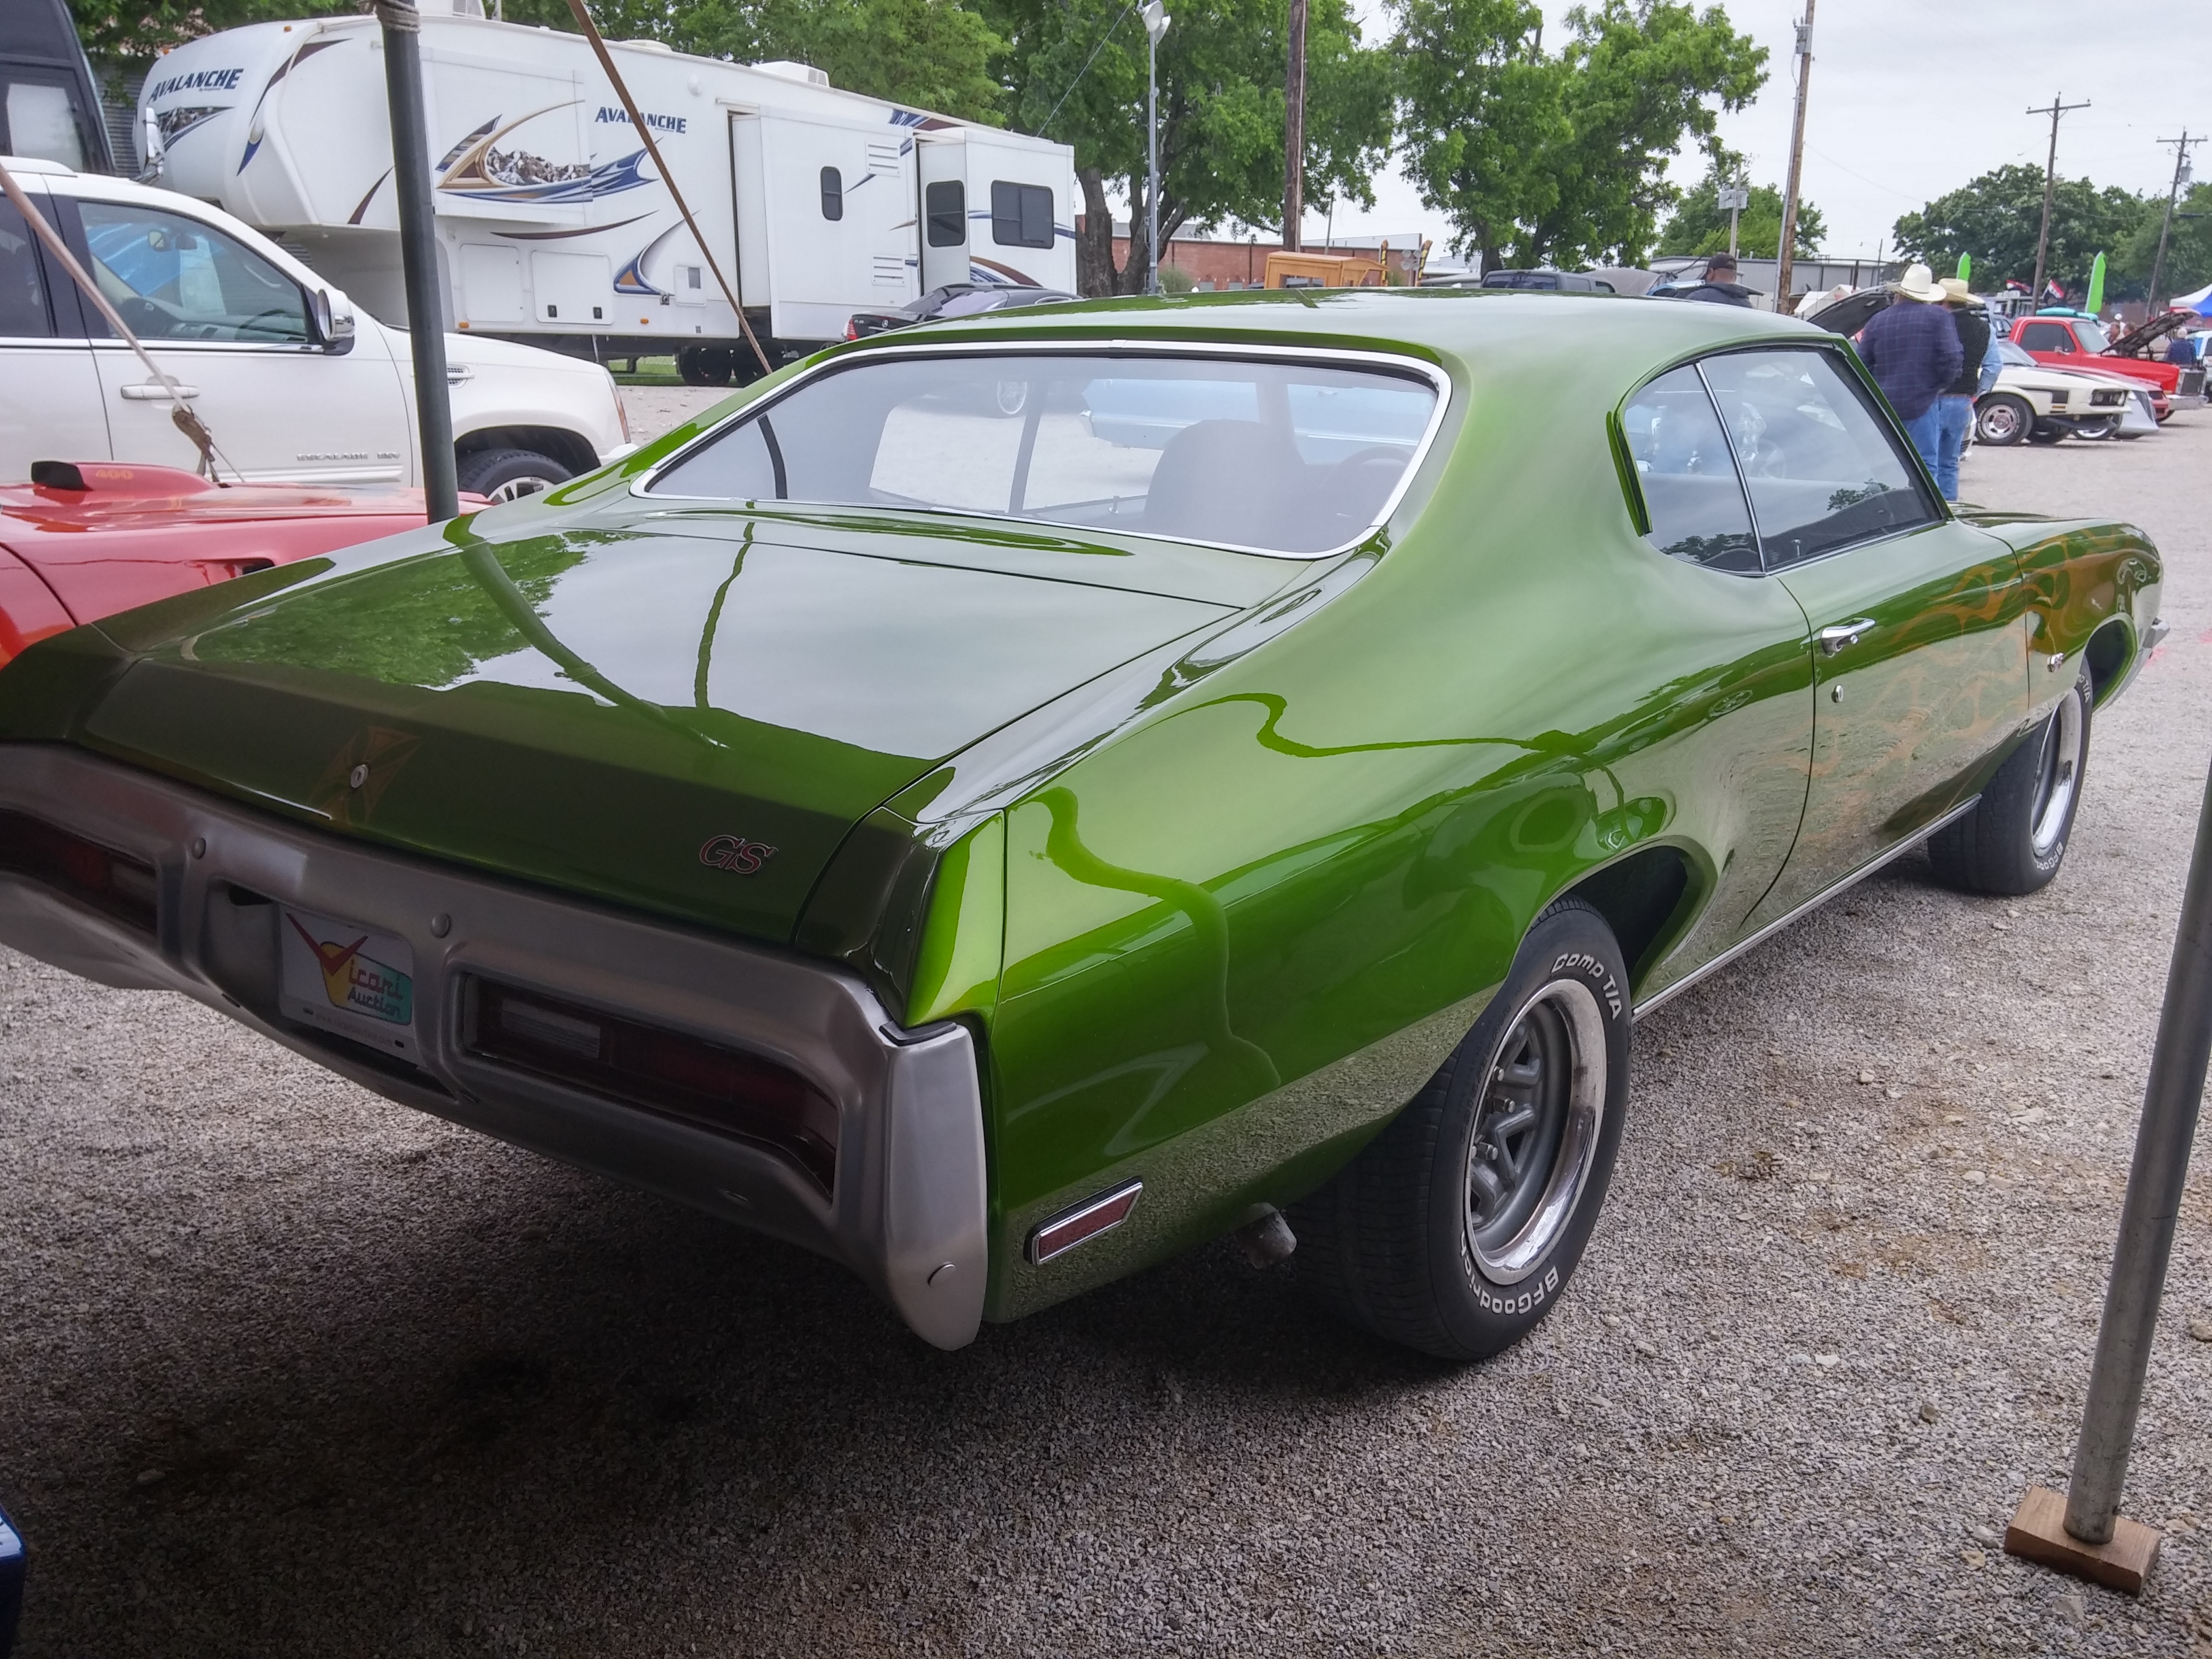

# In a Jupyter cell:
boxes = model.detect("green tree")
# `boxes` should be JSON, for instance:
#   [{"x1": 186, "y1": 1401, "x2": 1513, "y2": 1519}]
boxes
[
  {"x1": 1392, "y1": 0, "x2": 1764, "y2": 273},
  {"x1": 72, "y1": 0, "x2": 1007, "y2": 124},
  {"x1": 986, "y1": 0, "x2": 1393, "y2": 294},
  {"x1": 1893, "y1": 164, "x2": 2151, "y2": 296},
  {"x1": 2115, "y1": 180, "x2": 2212, "y2": 304},
  {"x1": 1656, "y1": 154, "x2": 1823, "y2": 257}
]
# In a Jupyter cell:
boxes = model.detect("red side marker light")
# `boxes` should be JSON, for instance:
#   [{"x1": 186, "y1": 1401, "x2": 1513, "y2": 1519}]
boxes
[{"x1": 1027, "y1": 1179, "x2": 1143, "y2": 1264}]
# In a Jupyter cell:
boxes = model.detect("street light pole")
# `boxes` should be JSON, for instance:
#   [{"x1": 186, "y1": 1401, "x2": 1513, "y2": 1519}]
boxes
[
  {"x1": 1142, "y1": 1, "x2": 1169, "y2": 296},
  {"x1": 1774, "y1": 0, "x2": 1814, "y2": 311},
  {"x1": 2028, "y1": 93, "x2": 2091, "y2": 307},
  {"x1": 2148, "y1": 133, "x2": 2197, "y2": 317}
]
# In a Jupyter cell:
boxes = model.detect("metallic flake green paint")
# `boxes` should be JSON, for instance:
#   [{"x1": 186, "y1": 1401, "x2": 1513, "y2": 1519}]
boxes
[{"x1": 0, "y1": 291, "x2": 2164, "y2": 1326}]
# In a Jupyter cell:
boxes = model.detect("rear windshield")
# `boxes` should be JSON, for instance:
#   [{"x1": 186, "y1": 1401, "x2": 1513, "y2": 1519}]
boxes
[{"x1": 646, "y1": 351, "x2": 1441, "y2": 556}]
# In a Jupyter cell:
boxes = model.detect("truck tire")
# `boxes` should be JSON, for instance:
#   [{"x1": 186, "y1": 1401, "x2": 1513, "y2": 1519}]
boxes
[
  {"x1": 1928, "y1": 664, "x2": 2092, "y2": 897},
  {"x1": 678, "y1": 346, "x2": 734, "y2": 387},
  {"x1": 1974, "y1": 393, "x2": 2032, "y2": 446},
  {"x1": 455, "y1": 447, "x2": 572, "y2": 503},
  {"x1": 1289, "y1": 898, "x2": 1631, "y2": 1361}
]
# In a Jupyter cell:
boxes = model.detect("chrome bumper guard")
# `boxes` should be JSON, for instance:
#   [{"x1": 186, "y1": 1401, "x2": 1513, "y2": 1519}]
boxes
[{"x1": 0, "y1": 745, "x2": 987, "y2": 1350}]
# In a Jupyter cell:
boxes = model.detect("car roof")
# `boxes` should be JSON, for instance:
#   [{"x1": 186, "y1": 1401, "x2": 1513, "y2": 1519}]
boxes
[{"x1": 827, "y1": 287, "x2": 1825, "y2": 378}]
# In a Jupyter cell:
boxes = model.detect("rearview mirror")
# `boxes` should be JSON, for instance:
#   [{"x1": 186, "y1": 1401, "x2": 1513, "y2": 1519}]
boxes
[{"x1": 309, "y1": 288, "x2": 356, "y2": 356}]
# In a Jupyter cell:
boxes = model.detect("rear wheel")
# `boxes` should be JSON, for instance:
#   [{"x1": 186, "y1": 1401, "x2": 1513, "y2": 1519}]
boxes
[
  {"x1": 1975, "y1": 393, "x2": 2032, "y2": 446},
  {"x1": 1290, "y1": 899, "x2": 1631, "y2": 1360},
  {"x1": 1928, "y1": 664, "x2": 2092, "y2": 896},
  {"x1": 455, "y1": 447, "x2": 572, "y2": 503},
  {"x1": 677, "y1": 346, "x2": 734, "y2": 387}
]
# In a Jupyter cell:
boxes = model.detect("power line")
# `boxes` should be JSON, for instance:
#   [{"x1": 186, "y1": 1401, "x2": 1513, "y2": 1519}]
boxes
[
  {"x1": 2148, "y1": 131, "x2": 2198, "y2": 314},
  {"x1": 2027, "y1": 93, "x2": 2091, "y2": 303},
  {"x1": 1038, "y1": 1, "x2": 1139, "y2": 140}
]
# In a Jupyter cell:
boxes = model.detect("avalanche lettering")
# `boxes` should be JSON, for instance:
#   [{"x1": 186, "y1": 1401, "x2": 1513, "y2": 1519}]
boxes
[
  {"x1": 596, "y1": 106, "x2": 687, "y2": 134},
  {"x1": 148, "y1": 68, "x2": 245, "y2": 100}
]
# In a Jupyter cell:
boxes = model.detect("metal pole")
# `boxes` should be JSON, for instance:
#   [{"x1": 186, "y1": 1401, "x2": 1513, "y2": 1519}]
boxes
[
  {"x1": 376, "y1": 0, "x2": 458, "y2": 521},
  {"x1": 2148, "y1": 133, "x2": 2196, "y2": 318},
  {"x1": 2029, "y1": 94, "x2": 2090, "y2": 309},
  {"x1": 2063, "y1": 753, "x2": 2212, "y2": 1546},
  {"x1": 1146, "y1": 29, "x2": 1158, "y2": 296},
  {"x1": 1774, "y1": 0, "x2": 1814, "y2": 312},
  {"x1": 1283, "y1": 0, "x2": 1306, "y2": 254}
]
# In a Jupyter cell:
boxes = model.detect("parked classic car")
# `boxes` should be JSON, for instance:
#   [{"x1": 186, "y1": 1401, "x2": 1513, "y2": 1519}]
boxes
[
  {"x1": 0, "y1": 291, "x2": 2164, "y2": 1360},
  {"x1": 2009, "y1": 313, "x2": 2177, "y2": 413},
  {"x1": 1976, "y1": 340, "x2": 2157, "y2": 446},
  {"x1": 843, "y1": 283, "x2": 1080, "y2": 342},
  {"x1": 0, "y1": 460, "x2": 477, "y2": 669},
  {"x1": 1, "y1": 155, "x2": 632, "y2": 496}
]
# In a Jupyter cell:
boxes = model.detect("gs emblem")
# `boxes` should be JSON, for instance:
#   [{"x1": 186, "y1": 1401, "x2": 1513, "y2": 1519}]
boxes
[{"x1": 700, "y1": 834, "x2": 777, "y2": 876}]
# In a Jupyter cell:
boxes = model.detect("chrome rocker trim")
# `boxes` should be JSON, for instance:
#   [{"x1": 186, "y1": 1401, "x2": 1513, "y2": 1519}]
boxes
[
  {"x1": 1632, "y1": 795, "x2": 1982, "y2": 1021},
  {"x1": 0, "y1": 745, "x2": 988, "y2": 1351}
]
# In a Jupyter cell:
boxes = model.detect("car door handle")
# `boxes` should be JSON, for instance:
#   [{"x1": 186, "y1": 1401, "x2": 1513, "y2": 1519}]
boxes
[
  {"x1": 1818, "y1": 618, "x2": 1877, "y2": 655},
  {"x1": 119, "y1": 382, "x2": 199, "y2": 400}
]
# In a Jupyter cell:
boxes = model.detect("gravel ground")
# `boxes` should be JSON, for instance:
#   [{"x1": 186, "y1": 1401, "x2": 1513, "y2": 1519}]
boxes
[
  {"x1": 620, "y1": 385, "x2": 741, "y2": 446},
  {"x1": 4, "y1": 414, "x2": 2211, "y2": 1657}
]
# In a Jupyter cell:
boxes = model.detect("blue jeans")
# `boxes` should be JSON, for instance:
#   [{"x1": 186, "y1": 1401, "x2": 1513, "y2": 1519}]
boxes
[
  {"x1": 1933, "y1": 395, "x2": 1973, "y2": 500},
  {"x1": 1901, "y1": 403, "x2": 1946, "y2": 484}
]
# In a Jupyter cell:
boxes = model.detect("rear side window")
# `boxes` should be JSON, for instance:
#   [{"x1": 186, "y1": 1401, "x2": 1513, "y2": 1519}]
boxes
[
  {"x1": 0, "y1": 198, "x2": 54, "y2": 339},
  {"x1": 1697, "y1": 348, "x2": 1938, "y2": 567},
  {"x1": 1619, "y1": 366, "x2": 1758, "y2": 573},
  {"x1": 4, "y1": 81, "x2": 88, "y2": 171},
  {"x1": 925, "y1": 181, "x2": 966, "y2": 247},
  {"x1": 991, "y1": 182, "x2": 1053, "y2": 249},
  {"x1": 2018, "y1": 322, "x2": 2073, "y2": 353}
]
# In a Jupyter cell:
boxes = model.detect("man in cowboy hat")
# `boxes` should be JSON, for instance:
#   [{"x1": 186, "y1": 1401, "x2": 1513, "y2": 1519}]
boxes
[
  {"x1": 1926, "y1": 276, "x2": 1991, "y2": 502},
  {"x1": 1857, "y1": 262, "x2": 1962, "y2": 474}
]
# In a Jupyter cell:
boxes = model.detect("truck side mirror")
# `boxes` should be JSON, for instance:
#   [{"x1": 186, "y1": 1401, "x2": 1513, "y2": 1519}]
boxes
[{"x1": 309, "y1": 288, "x2": 356, "y2": 356}]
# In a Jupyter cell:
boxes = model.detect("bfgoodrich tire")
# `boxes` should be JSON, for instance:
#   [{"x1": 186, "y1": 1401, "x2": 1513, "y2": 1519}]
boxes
[
  {"x1": 1290, "y1": 899, "x2": 1632, "y2": 1361},
  {"x1": 1928, "y1": 664, "x2": 2092, "y2": 896},
  {"x1": 455, "y1": 447, "x2": 572, "y2": 503}
]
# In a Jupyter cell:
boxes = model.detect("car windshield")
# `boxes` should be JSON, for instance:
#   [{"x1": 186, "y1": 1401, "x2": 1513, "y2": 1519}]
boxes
[
  {"x1": 2070, "y1": 318, "x2": 2111, "y2": 351},
  {"x1": 1998, "y1": 341, "x2": 2037, "y2": 366},
  {"x1": 646, "y1": 351, "x2": 1442, "y2": 557}
]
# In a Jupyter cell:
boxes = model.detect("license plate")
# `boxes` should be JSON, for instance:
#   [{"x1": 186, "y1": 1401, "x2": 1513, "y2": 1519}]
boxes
[{"x1": 278, "y1": 907, "x2": 419, "y2": 1060}]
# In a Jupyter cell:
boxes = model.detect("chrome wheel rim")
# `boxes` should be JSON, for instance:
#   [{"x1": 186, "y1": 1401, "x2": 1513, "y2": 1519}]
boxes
[
  {"x1": 2030, "y1": 686, "x2": 2085, "y2": 858},
  {"x1": 1463, "y1": 979, "x2": 1607, "y2": 1286},
  {"x1": 1981, "y1": 401, "x2": 2023, "y2": 442},
  {"x1": 487, "y1": 474, "x2": 559, "y2": 503}
]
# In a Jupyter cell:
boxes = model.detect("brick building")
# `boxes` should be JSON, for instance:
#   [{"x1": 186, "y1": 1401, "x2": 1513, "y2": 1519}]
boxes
[{"x1": 1091, "y1": 223, "x2": 1427, "y2": 289}]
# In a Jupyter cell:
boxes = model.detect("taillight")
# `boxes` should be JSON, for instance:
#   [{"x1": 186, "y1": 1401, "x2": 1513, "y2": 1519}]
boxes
[
  {"x1": 0, "y1": 810, "x2": 157, "y2": 935},
  {"x1": 464, "y1": 977, "x2": 839, "y2": 1189},
  {"x1": 844, "y1": 319, "x2": 860, "y2": 340}
]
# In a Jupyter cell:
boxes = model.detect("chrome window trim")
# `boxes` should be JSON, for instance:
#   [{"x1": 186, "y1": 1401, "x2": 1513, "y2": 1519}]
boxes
[
  {"x1": 0, "y1": 745, "x2": 990, "y2": 1351},
  {"x1": 632, "y1": 337, "x2": 1455, "y2": 562}
]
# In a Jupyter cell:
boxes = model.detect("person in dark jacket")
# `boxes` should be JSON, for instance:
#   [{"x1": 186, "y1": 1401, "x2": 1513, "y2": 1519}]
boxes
[
  {"x1": 1857, "y1": 263, "x2": 1962, "y2": 474},
  {"x1": 1675, "y1": 253, "x2": 1756, "y2": 306},
  {"x1": 1931, "y1": 277, "x2": 1990, "y2": 501}
]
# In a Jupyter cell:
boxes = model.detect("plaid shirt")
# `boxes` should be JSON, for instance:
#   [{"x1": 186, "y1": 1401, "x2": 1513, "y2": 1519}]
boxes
[{"x1": 1858, "y1": 299, "x2": 1964, "y2": 421}]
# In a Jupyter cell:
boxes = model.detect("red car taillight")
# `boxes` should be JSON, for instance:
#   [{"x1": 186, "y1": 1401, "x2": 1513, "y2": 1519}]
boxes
[
  {"x1": 464, "y1": 977, "x2": 839, "y2": 1190},
  {"x1": 0, "y1": 810, "x2": 157, "y2": 935}
]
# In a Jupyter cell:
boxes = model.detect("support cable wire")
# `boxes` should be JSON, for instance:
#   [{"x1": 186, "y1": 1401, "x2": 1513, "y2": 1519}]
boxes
[
  {"x1": 0, "y1": 157, "x2": 239, "y2": 483},
  {"x1": 1039, "y1": 1, "x2": 1139, "y2": 139},
  {"x1": 561, "y1": 0, "x2": 774, "y2": 381}
]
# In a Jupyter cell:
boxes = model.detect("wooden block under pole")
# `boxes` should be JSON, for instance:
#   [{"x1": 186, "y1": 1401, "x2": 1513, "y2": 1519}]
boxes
[{"x1": 2003, "y1": 1486, "x2": 2161, "y2": 1594}]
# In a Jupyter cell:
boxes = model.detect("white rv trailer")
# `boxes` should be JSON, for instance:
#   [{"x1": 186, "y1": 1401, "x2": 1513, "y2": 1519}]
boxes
[{"x1": 135, "y1": 6, "x2": 1077, "y2": 382}]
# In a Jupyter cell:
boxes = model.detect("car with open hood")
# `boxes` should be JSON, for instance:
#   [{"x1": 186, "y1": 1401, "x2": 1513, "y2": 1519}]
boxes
[
  {"x1": 1974, "y1": 339, "x2": 2157, "y2": 446},
  {"x1": 0, "y1": 290, "x2": 2165, "y2": 1359}
]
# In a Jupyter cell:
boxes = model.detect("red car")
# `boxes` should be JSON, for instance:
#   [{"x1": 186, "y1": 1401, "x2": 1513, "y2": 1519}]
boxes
[
  {"x1": 2009, "y1": 314, "x2": 2177, "y2": 415},
  {"x1": 0, "y1": 461, "x2": 471, "y2": 667}
]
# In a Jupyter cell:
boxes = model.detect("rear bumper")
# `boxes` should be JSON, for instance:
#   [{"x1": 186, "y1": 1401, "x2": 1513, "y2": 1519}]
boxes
[{"x1": 0, "y1": 744, "x2": 987, "y2": 1350}]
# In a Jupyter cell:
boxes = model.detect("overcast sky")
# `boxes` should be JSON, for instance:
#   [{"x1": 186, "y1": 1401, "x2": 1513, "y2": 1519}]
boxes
[{"x1": 1293, "y1": 0, "x2": 2205, "y2": 267}]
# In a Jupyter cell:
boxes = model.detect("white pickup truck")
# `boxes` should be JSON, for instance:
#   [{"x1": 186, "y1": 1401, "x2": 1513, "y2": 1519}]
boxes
[{"x1": 0, "y1": 156, "x2": 632, "y2": 496}]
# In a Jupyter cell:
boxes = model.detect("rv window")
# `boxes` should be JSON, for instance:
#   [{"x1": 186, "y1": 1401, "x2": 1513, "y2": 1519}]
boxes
[
  {"x1": 990, "y1": 182, "x2": 1053, "y2": 250},
  {"x1": 77, "y1": 202, "x2": 309, "y2": 346},
  {"x1": 820, "y1": 167, "x2": 843, "y2": 222},
  {"x1": 647, "y1": 351, "x2": 1442, "y2": 558},
  {"x1": 0, "y1": 199, "x2": 54, "y2": 339},
  {"x1": 925, "y1": 181, "x2": 966, "y2": 247}
]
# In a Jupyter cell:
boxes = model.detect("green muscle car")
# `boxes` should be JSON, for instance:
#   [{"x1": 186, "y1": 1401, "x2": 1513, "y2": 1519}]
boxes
[{"x1": 0, "y1": 292, "x2": 2165, "y2": 1358}]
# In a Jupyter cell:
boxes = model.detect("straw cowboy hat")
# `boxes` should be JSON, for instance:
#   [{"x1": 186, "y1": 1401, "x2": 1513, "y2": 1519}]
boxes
[
  {"x1": 1892, "y1": 263, "x2": 1946, "y2": 303},
  {"x1": 1938, "y1": 277, "x2": 1974, "y2": 304}
]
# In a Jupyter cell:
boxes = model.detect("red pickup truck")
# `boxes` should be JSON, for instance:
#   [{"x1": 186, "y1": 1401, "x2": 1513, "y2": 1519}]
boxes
[{"x1": 2009, "y1": 314, "x2": 2177, "y2": 416}]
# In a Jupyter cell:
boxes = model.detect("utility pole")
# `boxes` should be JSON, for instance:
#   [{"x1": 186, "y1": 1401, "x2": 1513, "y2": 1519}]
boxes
[
  {"x1": 1774, "y1": 0, "x2": 1815, "y2": 311},
  {"x1": 375, "y1": 0, "x2": 458, "y2": 521},
  {"x1": 2148, "y1": 132, "x2": 2198, "y2": 316},
  {"x1": 2028, "y1": 94, "x2": 2091, "y2": 307},
  {"x1": 1283, "y1": 0, "x2": 1306, "y2": 253},
  {"x1": 1721, "y1": 173, "x2": 1749, "y2": 261}
]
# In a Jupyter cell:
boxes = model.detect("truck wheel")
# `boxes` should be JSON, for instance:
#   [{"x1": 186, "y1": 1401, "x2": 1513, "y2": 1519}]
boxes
[
  {"x1": 455, "y1": 447, "x2": 572, "y2": 503},
  {"x1": 678, "y1": 346, "x2": 734, "y2": 387},
  {"x1": 1928, "y1": 664, "x2": 2092, "y2": 897},
  {"x1": 1289, "y1": 898, "x2": 1631, "y2": 1361},
  {"x1": 2026, "y1": 425, "x2": 2066, "y2": 445},
  {"x1": 2074, "y1": 418, "x2": 2116, "y2": 441},
  {"x1": 1975, "y1": 393, "x2": 2032, "y2": 446}
]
